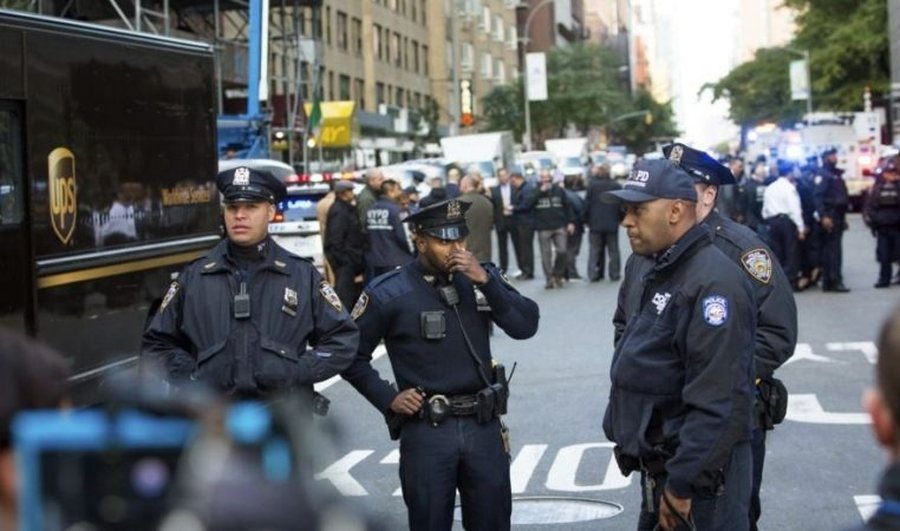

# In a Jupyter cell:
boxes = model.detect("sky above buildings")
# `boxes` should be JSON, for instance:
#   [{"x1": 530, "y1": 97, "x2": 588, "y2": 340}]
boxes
[{"x1": 658, "y1": 0, "x2": 740, "y2": 149}]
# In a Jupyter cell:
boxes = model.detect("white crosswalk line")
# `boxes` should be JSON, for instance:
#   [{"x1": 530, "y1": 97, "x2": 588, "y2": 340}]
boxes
[
  {"x1": 785, "y1": 394, "x2": 870, "y2": 424},
  {"x1": 315, "y1": 450, "x2": 374, "y2": 496},
  {"x1": 510, "y1": 444, "x2": 547, "y2": 494}
]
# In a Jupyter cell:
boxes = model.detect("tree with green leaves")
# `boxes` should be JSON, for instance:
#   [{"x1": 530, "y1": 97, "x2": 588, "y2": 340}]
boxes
[
  {"x1": 609, "y1": 88, "x2": 679, "y2": 154},
  {"x1": 707, "y1": 0, "x2": 888, "y2": 127}
]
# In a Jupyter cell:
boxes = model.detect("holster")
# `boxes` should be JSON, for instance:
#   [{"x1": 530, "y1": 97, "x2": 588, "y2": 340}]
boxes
[
  {"x1": 386, "y1": 411, "x2": 405, "y2": 441},
  {"x1": 756, "y1": 377, "x2": 789, "y2": 430}
]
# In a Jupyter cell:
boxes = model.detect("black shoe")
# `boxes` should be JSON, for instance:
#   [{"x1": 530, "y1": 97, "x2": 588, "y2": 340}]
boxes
[
  {"x1": 875, "y1": 280, "x2": 891, "y2": 288},
  {"x1": 823, "y1": 284, "x2": 851, "y2": 293}
]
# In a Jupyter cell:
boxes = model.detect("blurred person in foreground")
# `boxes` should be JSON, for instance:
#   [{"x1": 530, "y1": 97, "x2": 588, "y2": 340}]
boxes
[
  {"x1": 856, "y1": 304, "x2": 900, "y2": 530},
  {"x1": 341, "y1": 199, "x2": 539, "y2": 531},
  {"x1": 0, "y1": 328, "x2": 69, "y2": 530},
  {"x1": 606, "y1": 158, "x2": 757, "y2": 531}
]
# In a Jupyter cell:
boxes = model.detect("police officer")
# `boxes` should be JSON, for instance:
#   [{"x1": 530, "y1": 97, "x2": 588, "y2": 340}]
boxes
[
  {"x1": 645, "y1": 144, "x2": 798, "y2": 530},
  {"x1": 814, "y1": 147, "x2": 851, "y2": 292},
  {"x1": 855, "y1": 304, "x2": 900, "y2": 530},
  {"x1": 864, "y1": 156, "x2": 900, "y2": 288},
  {"x1": 604, "y1": 159, "x2": 756, "y2": 531},
  {"x1": 142, "y1": 166, "x2": 359, "y2": 399},
  {"x1": 341, "y1": 199, "x2": 540, "y2": 531}
]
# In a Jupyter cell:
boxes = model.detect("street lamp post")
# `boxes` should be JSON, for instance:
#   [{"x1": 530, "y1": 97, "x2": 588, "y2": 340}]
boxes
[{"x1": 521, "y1": 0, "x2": 555, "y2": 152}]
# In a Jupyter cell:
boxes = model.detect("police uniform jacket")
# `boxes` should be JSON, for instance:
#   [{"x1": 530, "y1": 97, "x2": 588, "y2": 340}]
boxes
[
  {"x1": 814, "y1": 162, "x2": 850, "y2": 225},
  {"x1": 865, "y1": 180, "x2": 900, "y2": 229},
  {"x1": 364, "y1": 197, "x2": 414, "y2": 268},
  {"x1": 603, "y1": 224, "x2": 756, "y2": 498},
  {"x1": 142, "y1": 238, "x2": 359, "y2": 396},
  {"x1": 341, "y1": 260, "x2": 539, "y2": 414},
  {"x1": 614, "y1": 212, "x2": 797, "y2": 380}
]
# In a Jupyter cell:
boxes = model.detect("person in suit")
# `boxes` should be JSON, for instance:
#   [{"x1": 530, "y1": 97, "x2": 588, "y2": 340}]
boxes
[{"x1": 490, "y1": 168, "x2": 520, "y2": 273}]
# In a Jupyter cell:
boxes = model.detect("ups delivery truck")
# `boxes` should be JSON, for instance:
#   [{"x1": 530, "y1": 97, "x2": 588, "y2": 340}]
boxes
[{"x1": 0, "y1": 10, "x2": 220, "y2": 401}]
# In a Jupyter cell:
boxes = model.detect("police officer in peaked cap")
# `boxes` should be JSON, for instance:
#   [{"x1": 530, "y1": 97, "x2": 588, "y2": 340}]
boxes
[
  {"x1": 614, "y1": 145, "x2": 798, "y2": 530},
  {"x1": 604, "y1": 158, "x2": 757, "y2": 531},
  {"x1": 341, "y1": 198, "x2": 540, "y2": 531},
  {"x1": 142, "y1": 165, "x2": 359, "y2": 400}
]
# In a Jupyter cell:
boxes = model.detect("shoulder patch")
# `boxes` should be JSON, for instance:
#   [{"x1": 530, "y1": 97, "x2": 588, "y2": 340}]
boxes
[
  {"x1": 159, "y1": 281, "x2": 180, "y2": 313},
  {"x1": 702, "y1": 295, "x2": 729, "y2": 326},
  {"x1": 319, "y1": 281, "x2": 344, "y2": 312},
  {"x1": 740, "y1": 248, "x2": 773, "y2": 284},
  {"x1": 350, "y1": 291, "x2": 370, "y2": 320}
]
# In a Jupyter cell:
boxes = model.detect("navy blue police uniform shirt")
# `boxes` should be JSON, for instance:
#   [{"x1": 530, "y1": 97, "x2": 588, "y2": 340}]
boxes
[
  {"x1": 604, "y1": 224, "x2": 756, "y2": 497},
  {"x1": 341, "y1": 260, "x2": 540, "y2": 414},
  {"x1": 142, "y1": 238, "x2": 359, "y2": 395}
]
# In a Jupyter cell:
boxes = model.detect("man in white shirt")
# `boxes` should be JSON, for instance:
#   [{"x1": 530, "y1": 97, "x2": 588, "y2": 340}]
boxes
[{"x1": 762, "y1": 161, "x2": 805, "y2": 289}]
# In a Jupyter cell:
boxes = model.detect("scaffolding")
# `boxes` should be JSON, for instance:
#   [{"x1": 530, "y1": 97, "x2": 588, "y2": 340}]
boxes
[{"x1": 26, "y1": 0, "x2": 323, "y2": 167}]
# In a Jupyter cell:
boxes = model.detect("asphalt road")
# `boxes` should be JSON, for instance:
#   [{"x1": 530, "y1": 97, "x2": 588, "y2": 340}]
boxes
[{"x1": 311, "y1": 213, "x2": 897, "y2": 530}]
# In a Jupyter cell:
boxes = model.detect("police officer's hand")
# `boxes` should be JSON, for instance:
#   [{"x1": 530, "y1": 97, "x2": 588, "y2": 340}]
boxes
[
  {"x1": 821, "y1": 216, "x2": 834, "y2": 232},
  {"x1": 390, "y1": 388, "x2": 425, "y2": 416},
  {"x1": 658, "y1": 488, "x2": 692, "y2": 531},
  {"x1": 447, "y1": 249, "x2": 489, "y2": 285}
]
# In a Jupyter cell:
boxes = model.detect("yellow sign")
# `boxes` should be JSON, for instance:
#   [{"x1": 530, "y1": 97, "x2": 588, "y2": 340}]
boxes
[
  {"x1": 303, "y1": 101, "x2": 357, "y2": 148},
  {"x1": 48, "y1": 147, "x2": 76, "y2": 245}
]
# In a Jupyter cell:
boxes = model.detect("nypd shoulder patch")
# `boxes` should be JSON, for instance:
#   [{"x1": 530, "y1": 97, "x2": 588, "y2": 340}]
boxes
[
  {"x1": 740, "y1": 248, "x2": 772, "y2": 284},
  {"x1": 159, "y1": 281, "x2": 180, "y2": 313},
  {"x1": 319, "y1": 281, "x2": 343, "y2": 312},
  {"x1": 350, "y1": 292, "x2": 369, "y2": 320},
  {"x1": 702, "y1": 295, "x2": 729, "y2": 326}
]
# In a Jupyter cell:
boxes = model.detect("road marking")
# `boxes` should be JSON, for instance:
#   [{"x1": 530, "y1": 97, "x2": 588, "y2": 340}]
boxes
[
  {"x1": 315, "y1": 449, "x2": 374, "y2": 496},
  {"x1": 782, "y1": 343, "x2": 835, "y2": 367},
  {"x1": 855, "y1": 494, "x2": 880, "y2": 522},
  {"x1": 511, "y1": 444, "x2": 548, "y2": 494},
  {"x1": 314, "y1": 345, "x2": 387, "y2": 392},
  {"x1": 545, "y1": 443, "x2": 631, "y2": 492},
  {"x1": 381, "y1": 449, "x2": 400, "y2": 464},
  {"x1": 827, "y1": 342, "x2": 878, "y2": 365},
  {"x1": 785, "y1": 394, "x2": 869, "y2": 424}
]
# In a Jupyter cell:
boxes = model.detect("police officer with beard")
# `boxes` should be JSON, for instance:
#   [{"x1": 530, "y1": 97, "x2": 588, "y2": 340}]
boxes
[
  {"x1": 604, "y1": 159, "x2": 756, "y2": 531},
  {"x1": 341, "y1": 199, "x2": 539, "y2": 531},
  {"x1": 815, "y1": 147, "x2": 851, "y2": 292},
  {"x1": 142, "y1": 166, "x2": 359, "y2": 399}
]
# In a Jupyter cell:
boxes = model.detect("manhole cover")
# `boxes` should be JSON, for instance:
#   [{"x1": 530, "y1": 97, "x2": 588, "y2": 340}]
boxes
[{"x1": 453, "y1": 496, "x2": 624, "y2": 525}]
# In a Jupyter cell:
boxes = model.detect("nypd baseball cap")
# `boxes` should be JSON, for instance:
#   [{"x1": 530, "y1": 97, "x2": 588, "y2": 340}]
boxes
[
  {"x1": 602, "y1": 159, "x2": 698, "y2": 204},
  {"x1": 406, "y1": 198, "x2": 471, "y2": 240},
  {"x1": 662, "y1": 143, "x2": 736, "y2": 185},
  {"x1": 216, "y1": 166, "x2": 287, "y2": 204}
]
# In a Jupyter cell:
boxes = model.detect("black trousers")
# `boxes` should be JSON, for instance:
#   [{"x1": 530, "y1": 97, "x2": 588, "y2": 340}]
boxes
[
  {"x1": 749, "y1": 427, "x2": 766, "y2": 531},
  {"x1": 588, "y1": 230, "x2": 621, "y2": 280},
  {"x1": 399, "y1": 417, "x2": 511, "y2": 531},
  {"x1": 821, "y1": 226, "x2": 845, "y2": 287},
  {"x1": 566, "y1": 230, "x2": 583, "y2": 278},
  {"x1": 332, "y1": 264, "x2": 360, "y2": 310},
  {"x1": 496, "y1": 222, "x2": 519, "y2": 272},
  {"x1": 876, "y1": 229, "x2": 900, "y2": 283},
  {"x1": 765, "y1": 216, "x2": 798, "y2": 283},
  {"x1": 516, "y1": 225, "x2": 535, "y2": 277}
]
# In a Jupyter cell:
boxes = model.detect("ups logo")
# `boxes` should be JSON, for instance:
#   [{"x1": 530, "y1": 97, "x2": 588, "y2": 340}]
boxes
[{"x1": 48, "y1": 147, "x2": 76, "y2": 245}]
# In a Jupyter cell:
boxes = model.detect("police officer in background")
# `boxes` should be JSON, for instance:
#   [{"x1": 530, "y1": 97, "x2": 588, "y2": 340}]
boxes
[
  {"x1": 341, "y1": 199, "x2": 540, "y2": 531},
  {"x1": 647, "y1": 144, "x2": 798, "y2": 530},
  {"x1": 606, "y1": 158, "x2": 757, "y2": 531},
  {"x1": 142, "y1": 166, "x2": 359, "y2": 398},
  {"x1": 815, "y1": 147, "x2": 851, "y2": 292},
  {"x1": 864, "y1": 156, "x2": 900, "y2": 288}
]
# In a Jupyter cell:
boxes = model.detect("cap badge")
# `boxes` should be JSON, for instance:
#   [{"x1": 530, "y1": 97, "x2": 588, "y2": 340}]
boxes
[
  {"x1": 669, "y1": 145, "x2": 684, "y2": 163},
  {"x1": 447, "y1": 200, "x2": 462, "y2": 220},
  {"x1": 233, "y1": 167, "x2": 251, "y2": 186}
]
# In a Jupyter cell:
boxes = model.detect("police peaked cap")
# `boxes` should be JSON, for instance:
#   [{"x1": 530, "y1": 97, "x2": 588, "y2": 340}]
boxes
[
  {"x1": 662, "y1": 143, "x2": 736, "y2": 185},
  {"x1": 406, "y1": 198, "x2": 471, "y2": 240},
  {"x1": 216, "y1": 166, "x2": 287, "y2": 203},
  {"x1": 602, "y1": 159, "x2": 697, "y2": 204}
]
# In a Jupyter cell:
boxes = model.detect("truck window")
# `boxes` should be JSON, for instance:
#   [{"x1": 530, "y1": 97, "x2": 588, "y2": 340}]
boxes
[{"x1": 0, "y1": 106, "x2": 24, "y2": 226}]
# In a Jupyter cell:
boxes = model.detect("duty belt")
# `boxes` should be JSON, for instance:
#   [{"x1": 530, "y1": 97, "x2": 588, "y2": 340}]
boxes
[{"x1": 427, "y1": 393, "x2": 478, "y2": 416}]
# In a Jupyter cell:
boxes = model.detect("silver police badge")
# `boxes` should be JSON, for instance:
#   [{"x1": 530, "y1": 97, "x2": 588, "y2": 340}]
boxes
[
  {"x1": 233, "y1": 167, "x2": 251, "y2": 186},
  {"x1": 741, "y1": 248, "x2": 773, "y2": 284},
  {"x1": 319, "y1": 281, "x2": 343, "y2": 312},
  {"x1": 159, "y1": 281, "x2": 180, "y2": 313},
  {"x1": 447, "y1": 200, "x2": 462, "y2": 220},
  {"x1": 668, "y1": 144, "x2": 684, "y2": 163},
  {"x1": 350, "y1": 292, "x2": 369, "y2": 320}
]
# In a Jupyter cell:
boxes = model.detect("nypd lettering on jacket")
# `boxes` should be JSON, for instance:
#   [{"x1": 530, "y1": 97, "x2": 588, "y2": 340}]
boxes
[{"x1": 366, "y1": 208, "x2": 393, "y2": 230}]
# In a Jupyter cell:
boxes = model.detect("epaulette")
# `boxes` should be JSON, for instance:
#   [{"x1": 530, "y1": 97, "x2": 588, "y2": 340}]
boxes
[
  {"x1": 365, "y1": 268, "x2": 413, "y2": 305},
  {"x1": 711, "y1": 219, "x2": 762, "y2": 254}
]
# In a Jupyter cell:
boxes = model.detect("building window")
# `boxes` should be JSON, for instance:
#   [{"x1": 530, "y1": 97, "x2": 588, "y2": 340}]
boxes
[
  {"x1": 336, "y1": 11, "x2": 348, "y2": 51},
  {"x1": 493, "y1": 15, "x2": 504, "y2": 42},
  {"x1": 482, "y1": 6, "x2": 491, "y2": 34},
  {"x1": 414, "y1": 92, "x2": 422, "y2": 109},
  {"x1": 352, "y1": 18, "x2": 362, "y2": 56},
  {"x1": 481, "y1": 52, "x2": 492, "y2": 80},
  {"x1": 400, "y1": 0, "x2": 406, "y2": 16},
  {"x1": 325, "y1": 7, "x2": 331, "y2": 45},
  {"x1": 420, "y1": 0, "x2": 426, "y2": 24},
  {"x1": 422, "y1": 45, "x2": 429, "y2": 75},
  {"x1": 339, "y1": 74, "x2": 351, "y2": 100},
  {"x1": 376, "y1": 82, "x2": 385, "y2": 105},
  {"x1": 374, "y1": 25, "x2": 383, "y2": 60},
  {"x1": 412, "y1": 41, "x2": 419, "y2": 74},
  {"x1": 403, "y1": 37, "x2": 409, "y2": 70},
  {"x1": 392, "y1": 32, "x2": 402, "y2": 67},
  {"x1": 327, "y1": 70, "x2": 334, "y2": 100},
  {"x1": 495, "y1": 58, "x2": 505, "y2": 83},
  {"x1": 355, "y1": 78, "x2": 365, "y2": 109},
  {"x1": 461, "y1": 43, "x2": 474, "y2": 72},
  {"x1": 384, "y1": 30, "x2": 391, "y2": 63},
  {"x1": 508, "y1": 25, "x2": 517, "y2": 50},
  {"x1": 395, "y1": 87, "x2": 404, "y2": 108},
  {"x1": 411, "y1": 0, "x2": 417, "y2": 21},
  {"x1": 388, "y1": 0, "x2": 397, "y2": 11}
]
